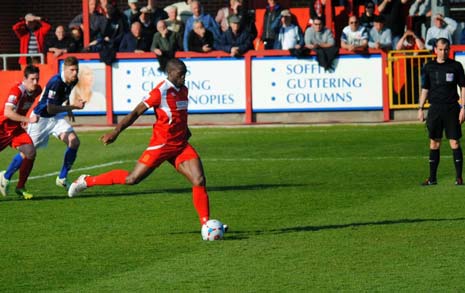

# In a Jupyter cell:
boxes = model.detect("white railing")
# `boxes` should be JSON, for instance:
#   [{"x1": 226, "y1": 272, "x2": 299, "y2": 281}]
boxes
[{"x1": 0, "y1": 53, "x2": 44, "y2": 70}]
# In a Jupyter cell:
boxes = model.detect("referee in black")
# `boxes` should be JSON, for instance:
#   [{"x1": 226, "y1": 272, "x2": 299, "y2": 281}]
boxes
[{"x1": 418, "y1": 38, "x2": 465, "y2": 185}]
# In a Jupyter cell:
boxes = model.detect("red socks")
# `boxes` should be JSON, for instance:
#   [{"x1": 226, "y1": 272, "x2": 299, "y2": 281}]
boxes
[
  {"x1": 85, "y1": 169, "x2": 129, "y2": 187},
  {"x1": 193, "y1": 186, "x2": 210, "y2": 225},
  {"x1": 17, "y1": 158, "x2": 34, "y2": 189}
]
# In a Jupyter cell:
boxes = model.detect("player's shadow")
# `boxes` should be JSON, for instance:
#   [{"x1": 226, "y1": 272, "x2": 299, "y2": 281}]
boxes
[
  {"x1": 222, "y1": 217, "x2": 465, "y2": 240},
  {"x1": 28, "y1": 183, "x2": 310, "y2": 201}
]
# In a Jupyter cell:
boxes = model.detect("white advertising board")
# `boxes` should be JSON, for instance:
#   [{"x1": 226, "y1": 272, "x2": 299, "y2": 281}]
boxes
[
  {"x1": 111, "y1": 58, "x2": 246, "y2": 114},
  {"x1": 251, "y1": 55, "x2": 383, "y2": 111}
]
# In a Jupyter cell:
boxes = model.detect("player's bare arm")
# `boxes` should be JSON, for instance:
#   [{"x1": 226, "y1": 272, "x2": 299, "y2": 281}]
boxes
[
  {"x1": 459, "y1": 87, "x2": 465, "y2": 124},
  {"x1": 101, "y1": 102, "x2": 149, "y2": 145},
  {"x1": 46, "y1": 99, "x2": 86, "y2": 115},
  {"x1": 4, "y1": 104, "x2": 38, "y2": 123},
  {"x1": 418, "y1": 88, "x2": 428, "y2": 122}
]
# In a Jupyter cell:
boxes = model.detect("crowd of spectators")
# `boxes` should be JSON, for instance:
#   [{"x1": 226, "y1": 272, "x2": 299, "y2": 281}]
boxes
[{"x1": 11, "y1": 0, "x2": 465, "y2": 68}]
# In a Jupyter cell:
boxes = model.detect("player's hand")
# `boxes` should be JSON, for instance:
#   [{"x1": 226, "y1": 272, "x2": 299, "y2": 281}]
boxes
[
  {"x1": 29, "y1": 115, "x2": 39, "y2": 123},
  {"x1": 459, "y1": 108, "x2": 465, "y2": 124},
  {"x1": 417, "y1": 108, "x2": 425, "y2": 122},
  {"x1": 100, "y1": 131, "x2": 118, "y2": 145}
]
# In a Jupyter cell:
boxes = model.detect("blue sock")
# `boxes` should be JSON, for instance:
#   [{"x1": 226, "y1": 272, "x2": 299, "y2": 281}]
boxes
[
  {"x1": 59, "y1": 147, "x2": 77, "y2": 179},
  {"x1": 5, "y1": 153, "x2": 23, "y2": 180}
]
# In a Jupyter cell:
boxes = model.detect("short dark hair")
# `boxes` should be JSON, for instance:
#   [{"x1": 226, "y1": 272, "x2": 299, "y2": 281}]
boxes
[
  {"x1": 63, "y1": 56, "x2": 79, "y2": 67},
  {"x1": 435, "y1": 37, "x2": 450, "y2": 47},
  {"x1": 24, "y1": 64, "x2": 39, "y2": 78},
  {"x1": 166, "y1": 58, "x2": 186, "y2": 73}
]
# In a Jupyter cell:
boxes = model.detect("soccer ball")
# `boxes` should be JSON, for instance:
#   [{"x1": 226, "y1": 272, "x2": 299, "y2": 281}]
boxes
[{"x1": 201, "y1": 219, "x2": 225, "y2": 241}]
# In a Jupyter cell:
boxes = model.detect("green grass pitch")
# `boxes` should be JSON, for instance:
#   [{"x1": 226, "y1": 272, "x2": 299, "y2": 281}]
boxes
[{"x1": 1, "y1": 124, "x2": 465, "y2": 291}]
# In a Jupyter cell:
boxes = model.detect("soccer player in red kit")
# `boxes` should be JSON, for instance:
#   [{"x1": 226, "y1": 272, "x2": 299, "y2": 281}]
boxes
[
  {"x1": 0, "y1": 65, "x2": 42, "y2": 199},
  {"x1": 69, "y1": 58, "x2": 223, "y2": 230}
]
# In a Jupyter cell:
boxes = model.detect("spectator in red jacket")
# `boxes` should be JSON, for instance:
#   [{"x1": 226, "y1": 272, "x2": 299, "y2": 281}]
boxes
[{"x1": 12, "y1": 13, "x2": 51, "y2": 68}]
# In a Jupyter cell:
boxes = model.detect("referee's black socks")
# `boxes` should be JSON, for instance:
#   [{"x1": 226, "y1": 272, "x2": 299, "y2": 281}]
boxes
[
  {"x1": 429, "y1": 149, "x2": 440, "y2": 182},
  {"x1": 452, "y1": 147, "x2": 463, "y2": 179}
]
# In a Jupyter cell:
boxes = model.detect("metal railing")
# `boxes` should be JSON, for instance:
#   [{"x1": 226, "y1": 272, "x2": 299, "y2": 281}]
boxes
[
  {"x1": 387, "y1": 50, "x2": 435, "y2": 109},
  {"x1": 0, "y1": 53, "x2": 44, "y2": 70}
]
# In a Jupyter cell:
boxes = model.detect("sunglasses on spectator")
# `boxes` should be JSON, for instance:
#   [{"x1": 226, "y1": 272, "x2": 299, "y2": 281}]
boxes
[
  {"x1": 350, "y1": 21, "x2": 358, "y2": 24},
  {"x1": 313, "y1": 22, "x2": 322, "y2": 25}
]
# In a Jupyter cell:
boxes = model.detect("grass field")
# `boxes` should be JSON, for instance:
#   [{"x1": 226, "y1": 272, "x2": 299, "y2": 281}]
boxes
[{"x1": 1, "y1": 123, "x2": 465, "y2": 292}]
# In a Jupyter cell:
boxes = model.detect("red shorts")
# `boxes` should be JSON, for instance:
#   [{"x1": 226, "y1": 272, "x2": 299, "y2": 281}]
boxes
[
  {"x1": 138, "y1": 143, "x2": 200, "y2": 169},
  {"x1": 0, "y1": 127, "x2": 33, "y2": 152}
]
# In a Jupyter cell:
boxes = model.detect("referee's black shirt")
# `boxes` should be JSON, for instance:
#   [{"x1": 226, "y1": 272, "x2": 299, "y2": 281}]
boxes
[{"x1": 422, "y1": 58, "x2": 465, "y2": 104}]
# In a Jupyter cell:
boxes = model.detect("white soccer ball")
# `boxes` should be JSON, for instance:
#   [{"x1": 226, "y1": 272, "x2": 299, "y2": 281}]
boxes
[{"x1": 201, "y1": 219, "x2": 225, "y2": 241}]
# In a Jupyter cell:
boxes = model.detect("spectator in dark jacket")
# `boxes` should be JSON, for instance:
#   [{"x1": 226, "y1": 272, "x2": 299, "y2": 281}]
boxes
[
  {"x1": 46, "y1": 25, "x2": 72, "y2": 57},
  {"x1": 187, "y1": 20, "x2": 214, "y2": 53},
  {"x1": 119, "y1": 21, "x2": 150, "y2": 52},
  {"x1": 260, "y1": 0, "x2": 283, "y2": 49},
  {"x1": 151, "y1": 20, "x2": 183, "y2": 71},
  {"x1": 216, "y1": 15, "x2": 253, "y2": 57}
]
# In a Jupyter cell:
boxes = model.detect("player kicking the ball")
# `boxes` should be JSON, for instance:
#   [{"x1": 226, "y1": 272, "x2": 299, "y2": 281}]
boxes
[{"x1": 68, "y1": 58, "x2": 227, "y2": 232}]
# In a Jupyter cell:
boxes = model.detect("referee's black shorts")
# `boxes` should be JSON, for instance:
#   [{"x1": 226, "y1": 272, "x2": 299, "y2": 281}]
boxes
[{"x1": 426, "y1": 103, "x2": 462, "y2": 140}]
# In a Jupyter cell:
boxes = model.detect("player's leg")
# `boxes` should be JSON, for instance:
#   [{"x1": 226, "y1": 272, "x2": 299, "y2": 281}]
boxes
[
  {"x1": 423, "y1": 106, "x2": 442, "y2": 185},
  {"x1": 11, "y1": 132, "x2": 36, "y2": 199},
  {"x1": 445, "y1": 105, "x2": 463, "y2": 184},
  {"x1": 174, "y1": 145, "x2": 209, "y2": 225},
  {"x1": 56, "y1": 130, "x2": 79, "y2": 186}
]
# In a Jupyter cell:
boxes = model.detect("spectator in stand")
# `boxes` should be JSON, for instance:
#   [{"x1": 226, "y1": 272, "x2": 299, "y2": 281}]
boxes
[
  {"x1": 260, "y1": 0, "x2": 283, "y2": 50},
  {"x1": 377, "y1": 0, "x2": 409, "y2": 49},
  {"x1": 12, "y1": 13, "x2": 51, "y2": 67},
  {"x1": 151, "y1": 20, "x2": 183, "y2": 71},
  {"x1": 274, "y1": 10, "x2": 304, "y2": 50},
  {"x1": 461, "y1": 27, "x2": 465, "y2": 44},
  {"x1": 69, "y1": 0, "x2": 107, "y2": 43},
  {"x1": 408, "y1": 0, "x2": 431, "y2": 39},
  {"x1": 340, "y1": 15, "x2": 369, "y2": 52},
  {"x1": 216, "y1": 0, "x2": 242, "y2": 33},
  {"x1": 102, "y1": 3, "x2": 129, "y2": 50},
  {"x1": 425, "y1": 13, "x2": 457, "y2": 50},
  {"x1": 138, "y1": 6, "x2": 158, "y2": 47},
  {"x1": 68, "y1": 27, "x2": 84, "y2": 53},
  {"x1": 396, "y1": 29, "x2": 425, "y2": 50},
  {"x1": 119, "y1": 21, "x2": 150, "y2": 52},
  {"x1": 215, "y1": 15, "x2": 254, "y2": 57},
  {"x1": 304, "y1": 16, "x2": 338, "y2": 70},
  {"x1": 146, "y1": 0, "x2": 168, "y2": 25},
  {"x1": 123, "y1": 0, "x2": 141, "y2": 27},
  {"x1": 368, "y1": 15, "x2": 392, "y2": 50},
  {"x1": 165, "y1": 5, "x2": 185, "y2": 34},
  {"x1": 46, "y1": 25, "x2": 72, "y2": 58},
  {"x1": 187, "y1": 20, "x2": 214, "y2": 53},
  {"x1": 166, "y1": 0, "x2": 193, "y2": 24},
  {"x1": 359, "y1": 1, "x2": 376, "y2": 31},
  {"x1": 183, "y1": 1, "x2": 221, "y2": 51},
  {"x1": 309, "y1": 0, "x2": 326, "y2": 26}
]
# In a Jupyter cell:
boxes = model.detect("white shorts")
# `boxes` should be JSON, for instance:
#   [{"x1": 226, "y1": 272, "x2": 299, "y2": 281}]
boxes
[{"x1": 27, "y1": 114, "x2": 74, "y2": 148}]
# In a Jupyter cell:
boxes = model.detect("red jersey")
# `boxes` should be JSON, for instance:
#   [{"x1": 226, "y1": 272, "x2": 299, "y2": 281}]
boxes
[
  {"x1": 143, "y1": 79, "x2": 189, "y2": 147},
  {"x1": 0, "y1": 82, "x2": 42, "y2": 134}
]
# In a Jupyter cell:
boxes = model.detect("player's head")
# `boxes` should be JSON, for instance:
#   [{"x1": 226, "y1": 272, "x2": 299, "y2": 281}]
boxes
[
  {"x1": 166, "y1": 58, "x2": 187, "y2": 88},
  {"x1": 63, "y1": 56, "x2": 79, "y2": 84},
  {"x1": 434, "y1": 38, "x2": 450, "y2": 63},
  {"x1": 23, "y1": 65, "x2": 40, "y2": 93}
]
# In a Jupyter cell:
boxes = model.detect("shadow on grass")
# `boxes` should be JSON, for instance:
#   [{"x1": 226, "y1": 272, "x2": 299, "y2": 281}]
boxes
[
  {"x1": 4, "y1": 183, "x2": 308, "y2": 201},
  {"x1": 219, "y1": 217, "x2": 465, "y2": 240}
]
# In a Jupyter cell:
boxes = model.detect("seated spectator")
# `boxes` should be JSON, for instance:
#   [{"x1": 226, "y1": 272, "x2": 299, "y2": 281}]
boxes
[
  {"x1": 151, "y1": 20, "x2": 183, "y2": 71},
  {"x1": 396, "y1": 29, "x2": 425, "y2": 50},
  {"x1": 304, "y1": 16, "x2": 338, "y2": 70},
  {"x1": 215, "y1": 15, "x2": 254, "y2": 57},
  {"x1": 260, "y1": 0, "x2": 283, "y2": 50},
  {"x1": 274, "y1": 10, "x2": 304, "y2": 50},
  {"x1": 368, "y1": 15, "x2": 392, "y2": 50},
  {"x1": 184, "y1": 0, "x2": 221, "y2": 51},
  {"x1": 167, "y1": 0, "x2": 193, "y2": 24},
  {"x1": 425, "y1": 13, "x2": 457, "y2": 50},
  {"x1": 165, "y1": 5, "x2": 185, "y2": 34},
  {"x1": 102, "y1": 3, "x2": 128, "y2": 50},
  {"x1": 187, "y1": 20, "x2": 214, "y2": 53},
  {"x1": 138, "y1": 6, "x2": 158, "y2": 46},
  {"x1": 12, "y1": 13, "x2": 51, "y2": 67},
  {"x1": 123, "y1": 0, "x2": 141, "y2": 27},
  {"x1": 359, "y1": 1, "x2": 376, "y2": 31},
  {"x1": 146, "y1": 0, "x2": 168, "y2": 26},
  {"x1": 409, "y1": 0, "x2": 431, "y2": 39},
  {"x1": 69, "y1": 0, "x2": 107, "y2": 43},
  {"x1": 68, "y1": 26, "x2": 84, "y2": 53},
  {"x1": 119, "y1": 21, "x2": 150, "y2": 52},
  {"x1": 46, "y1": 25, "x2": 72, "y2": 57},
  {"x1": 340, "y1": 15, "x2": 368, "y2": 52},
  {"x1": 216, "y1": 0, "x2": 243, "y2": 33}
]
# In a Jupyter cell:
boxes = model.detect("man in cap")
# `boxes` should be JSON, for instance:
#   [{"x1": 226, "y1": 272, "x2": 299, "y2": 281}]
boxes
[{"x1": 215, "y1": 15, "x2": 254, "y2": 57}]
